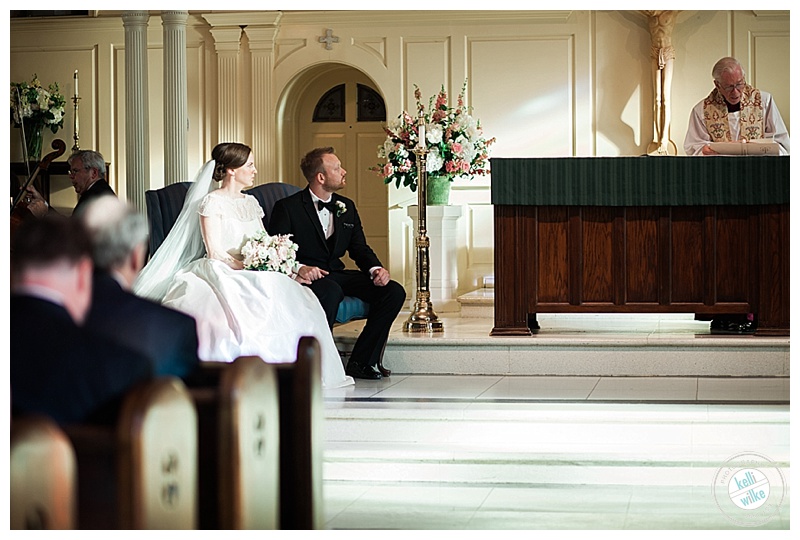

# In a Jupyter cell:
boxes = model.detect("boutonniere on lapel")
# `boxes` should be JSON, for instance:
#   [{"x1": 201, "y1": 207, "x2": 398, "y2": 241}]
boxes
[{"x1": 335, "y1": 200, "x2": 347, "y2": 217}]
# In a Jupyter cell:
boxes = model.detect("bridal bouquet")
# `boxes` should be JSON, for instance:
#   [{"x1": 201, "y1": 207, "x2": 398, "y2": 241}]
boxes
[
  {"x1": 370, "y1": 80, "x2": 495, "y2": 192},
  {"x1": 241, "y1": 231, "x2": 298, "y2": 275}
]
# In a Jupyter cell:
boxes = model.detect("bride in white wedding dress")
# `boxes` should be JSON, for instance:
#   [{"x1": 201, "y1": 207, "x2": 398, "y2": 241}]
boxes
[{"x1": 134, "y1": 142, "x2": 353, "y2": 388}]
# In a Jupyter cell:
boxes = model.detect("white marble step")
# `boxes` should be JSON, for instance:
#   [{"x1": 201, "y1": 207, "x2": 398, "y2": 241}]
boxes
[
  {"x1": 334, "y1": 314, "x2": 790, "y2": 377},
  {"x1": 456, "y1": 288, "x2": 494, "y2": 318},
  {"x1": 323, "y1": 402, "x2": 789, "y2": 487}
]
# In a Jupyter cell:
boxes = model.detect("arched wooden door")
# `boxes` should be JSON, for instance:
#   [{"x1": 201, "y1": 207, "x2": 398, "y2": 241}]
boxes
[{"x1": 294, "y1": 67, "x2": 389, "y2": 269}]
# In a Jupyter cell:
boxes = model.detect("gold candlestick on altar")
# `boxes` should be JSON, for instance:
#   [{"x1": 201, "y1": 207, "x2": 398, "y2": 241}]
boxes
[
  {"x1": 71, "y1": 69, "x2": 80, "y2": 153},
  {"x1": 71, "y1": 95, "x2": 81, "y2": 153},
  {"x1": 404, "y1": 115, "x2": 443, "y2": 333}
]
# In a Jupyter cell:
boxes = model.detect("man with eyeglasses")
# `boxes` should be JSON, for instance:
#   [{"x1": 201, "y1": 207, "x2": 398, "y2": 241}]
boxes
[
  {"x1": 684, "y1": 56, "x2": 789, "y2": 156},
  {"x1": 685, "y1": 57, "x2": 789, "y2": 335},
  {"x1": 24, "y1": 149, "x2": 116, "y2": 218}
]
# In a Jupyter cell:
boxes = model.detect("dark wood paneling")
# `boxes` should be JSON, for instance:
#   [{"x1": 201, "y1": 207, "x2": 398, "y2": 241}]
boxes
[
  {"x1": 492, "y1": 203, "x2": 788, "y2": 335},
  {"x1": 670, "y1": 206, "x2": 706, "y2": 304},
  {"x1": 537, "y1": 207, "x2": 570, "y2": 305},
  {"x1": 625, "y1": 207, "x2": 659, "y2": 303},
  {"x1": 581, "y1": 207, "x2": 614, "y2": 303}
]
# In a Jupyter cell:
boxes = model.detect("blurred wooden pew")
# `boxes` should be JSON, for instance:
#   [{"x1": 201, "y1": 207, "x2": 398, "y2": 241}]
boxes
[
  {"x1": 65, "y1": 376, "x2": 198, "y2": 529},
  {"x1": 218, "y1": 355, "x2": 281, "y2": 528},
  {"x1": 276, "y1": 336, "x2": 325, "y2": 530},
  {"x1": 15, "y1": 337, "x2": 324, "y2": 530},
  {"x1": 11, "y1": 415, "x2": 77, "y2": 529},
  {"x1": 193, "y1": 336, "x2": 324, "y2": 530}
]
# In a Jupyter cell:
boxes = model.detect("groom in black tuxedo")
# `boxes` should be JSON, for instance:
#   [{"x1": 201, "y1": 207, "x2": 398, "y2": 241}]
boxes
[{"x1": 268, "y1": 147, "x2": 406, "y2": 380}]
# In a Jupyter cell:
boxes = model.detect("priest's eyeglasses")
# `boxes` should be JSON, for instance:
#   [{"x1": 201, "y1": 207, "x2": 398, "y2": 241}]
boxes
[
  {"x1": 68, "y1": 166, "x2": 90, "y2": 175},
  {"x1": 718, "y1": 81, "x2": 745, "y2": 93}
]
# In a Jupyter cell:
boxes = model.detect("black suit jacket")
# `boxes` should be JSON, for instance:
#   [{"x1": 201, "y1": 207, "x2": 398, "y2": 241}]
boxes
[
  {"x1": 267, "y1": 187, "x2": 381, "y2": 273},
  {"x1": 73, "y1": 180, "x2": 116, "y2": 216},
  {"x1": 10, "y1": 294, "x2": 153, "y2": 425},
  {"x1": 87, "y1": 271, "x2": 200, "y2": 379}
]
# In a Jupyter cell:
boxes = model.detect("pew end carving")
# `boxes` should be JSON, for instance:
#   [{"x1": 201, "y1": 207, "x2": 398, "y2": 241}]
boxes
[
  {"x1": 65, "y1": 377, "x2": 198, "y2": 529},
  {"x1": 11, "y1": 415, "x2": 77, "y2": 530},
  {"x1": 218, "y1": 356, "x2": 281, "y2": 529}
]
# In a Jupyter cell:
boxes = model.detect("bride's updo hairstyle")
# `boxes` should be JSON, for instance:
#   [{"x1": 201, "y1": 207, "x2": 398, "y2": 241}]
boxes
[{"x1": 212, "y1": 142, "x2": 252, "y2": 182}]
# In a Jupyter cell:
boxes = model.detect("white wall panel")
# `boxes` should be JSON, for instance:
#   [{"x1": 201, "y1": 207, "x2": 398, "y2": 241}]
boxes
[{"x1": 468, "y1": 36, "x2": 574, "y2": 157}]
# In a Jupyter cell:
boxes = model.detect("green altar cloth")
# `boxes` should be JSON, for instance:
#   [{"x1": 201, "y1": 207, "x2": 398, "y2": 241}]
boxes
[{"x1": 490, "y1": 156, "x2": 789, "y2": 206}]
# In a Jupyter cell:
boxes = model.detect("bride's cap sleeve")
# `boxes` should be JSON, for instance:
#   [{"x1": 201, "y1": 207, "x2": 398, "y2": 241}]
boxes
[
  {"x1": 245, "y1": 194, "x2": 265, "y2": 220},
  {"x1": 199, "y1": 193, "x2": 225, "y2": 217}
]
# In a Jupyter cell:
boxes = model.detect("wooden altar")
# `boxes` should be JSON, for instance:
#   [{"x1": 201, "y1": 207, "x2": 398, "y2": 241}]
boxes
[{"x1": 490, "y1": 156, "x2": 789, "y2": 336}]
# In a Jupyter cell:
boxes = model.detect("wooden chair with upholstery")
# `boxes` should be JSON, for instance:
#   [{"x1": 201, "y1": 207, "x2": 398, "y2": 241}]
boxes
[
  {"x1": 11, "y1": 415, "x2": 77, "y2": 530},
  {"x1": 143, "y1": 181, "x2": 192, "y2": 258},
  {"x1": 245, "y1": 182, "x2": 371, "y2": 325},
  {"x1": 144, "y1": 181, "x2": 370, "y2": 325}
]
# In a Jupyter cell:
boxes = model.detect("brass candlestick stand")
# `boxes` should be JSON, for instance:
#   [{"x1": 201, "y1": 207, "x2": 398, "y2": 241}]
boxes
[
  {"x1": 71, "y1": 94, "x2": 81, "y2": 153},
  {"x1": 403, "y1": 115, "x2": 443, "y2": 333}
]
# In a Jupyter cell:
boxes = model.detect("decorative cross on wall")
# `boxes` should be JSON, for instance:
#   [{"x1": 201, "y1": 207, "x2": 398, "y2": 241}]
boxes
[{"x1": 319, "y1": 28, "x2": 339, "y2": 50}]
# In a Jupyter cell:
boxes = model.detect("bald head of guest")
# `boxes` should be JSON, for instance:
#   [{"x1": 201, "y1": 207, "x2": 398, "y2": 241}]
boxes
[
  {"x1": 11, "y1": 215, "x2": 94, "y2": 324},
  {"x1": 80, "y1": 195, "x2": 149, "y2": 289}
]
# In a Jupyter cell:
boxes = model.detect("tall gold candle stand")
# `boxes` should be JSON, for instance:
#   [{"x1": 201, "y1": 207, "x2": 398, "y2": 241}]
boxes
[
  {"x1": 71, "y1": 70, "x2": 80, "y2": 153},
  {"x1": 403, "y1": 115, "x2": 444, "y2": 333}
]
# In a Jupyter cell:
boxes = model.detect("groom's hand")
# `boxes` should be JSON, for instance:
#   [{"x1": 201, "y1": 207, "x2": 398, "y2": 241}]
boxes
[
  {"x1": 371, "y1": 267, "x2": 390, "y2": 287},
  {"x1": 296, "y1": 265, "x2": 329, "y2": 282}
]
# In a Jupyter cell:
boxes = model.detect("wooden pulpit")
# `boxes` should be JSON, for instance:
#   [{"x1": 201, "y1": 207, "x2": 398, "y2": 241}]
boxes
[{"x1": 491, "y1": 156, "x2": 789, "y2": 336}]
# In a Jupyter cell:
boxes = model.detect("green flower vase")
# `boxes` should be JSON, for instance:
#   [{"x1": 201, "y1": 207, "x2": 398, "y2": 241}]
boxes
[
  {"x1": 24, "y1": 120, "x2": 44, "y2": 161},
  {"x1": 426, "y1": 175, "x2": 451, "y2": 206}
]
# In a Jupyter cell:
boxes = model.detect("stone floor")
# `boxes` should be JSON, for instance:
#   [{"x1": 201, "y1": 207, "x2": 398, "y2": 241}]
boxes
[{"x1": 324, "y1": 312, "x2": 791, "y2": 531}]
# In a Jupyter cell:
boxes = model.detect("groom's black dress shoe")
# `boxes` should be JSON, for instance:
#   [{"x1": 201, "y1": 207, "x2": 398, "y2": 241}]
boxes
[
  {"x1": 377, "y1": 361, "x2": 391, "y2": 377},
  {"x1": 346, "y1": 362, "x2": 382, "y2": 380},
  {"x1": 710, "y1": 316, "x2": 757, "y2": 335}
]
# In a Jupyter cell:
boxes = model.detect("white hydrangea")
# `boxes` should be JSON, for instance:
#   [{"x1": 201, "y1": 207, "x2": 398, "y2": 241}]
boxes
[
  {"x1": 49, "y1": 108, "x2": 63, "y2": 125},
  {"x1": 426, "y1": 124, "x2": 444, "y2": 145},
  {"x1": 387, "y1": 117, "x2": 403, "y2": 133},
  {"x1": 455, "y1": 135, "x2": 477, "y2": 162},
  {"x1": 426, "y1": 146, "x2": 444, "y2": 174}
]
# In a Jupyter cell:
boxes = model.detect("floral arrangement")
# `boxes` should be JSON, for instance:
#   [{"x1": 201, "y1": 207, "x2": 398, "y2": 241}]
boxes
[
  {"x1": 10, "y1": 74, "x2": 66, "y2": 134},
  {"x1": 371, "y1": 80, "x2": 495, "y2": 192},
  {"x1": 241, "y1": 231, "x2": 298, "y2": 275},
  {"x1": 334, "y1": 200, "x2": 347, "y2": 217}
]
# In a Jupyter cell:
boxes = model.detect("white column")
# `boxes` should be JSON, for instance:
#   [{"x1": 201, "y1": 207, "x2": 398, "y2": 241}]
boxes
[
  {"x1": 243, "y1": 22, "x2": 280, "y2": 183},
  {"x1": 122, "y1": 11, "x2": 150, "y2": 213},
  {"x1": 161, "y1": 10, "x2": 189, "y2": 184},
  {"x1": 407, "y1": 205, "x2": 463, "y2": 312},
  {"x1": 205, "y1": 24, "x2": 242, "y2": 144}
]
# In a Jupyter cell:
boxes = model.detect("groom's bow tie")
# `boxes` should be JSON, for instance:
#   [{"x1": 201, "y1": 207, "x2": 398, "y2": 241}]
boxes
[{"x1": 317, "y1": 199, "x2": 337, "y2": 213}]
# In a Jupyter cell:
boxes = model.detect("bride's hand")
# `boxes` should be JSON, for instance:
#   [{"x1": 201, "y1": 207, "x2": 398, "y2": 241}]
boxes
[
  {"x1": 292, "y1": 272, "x2": 311, "y2": 284},
  {"x1": 219, "y1": 255, "x2": 243, "y2": 270}
]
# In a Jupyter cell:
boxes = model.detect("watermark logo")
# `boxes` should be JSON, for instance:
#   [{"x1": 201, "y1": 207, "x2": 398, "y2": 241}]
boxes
[{"x1": 713, "y1": 451, "x2": 786, "y2": 527}]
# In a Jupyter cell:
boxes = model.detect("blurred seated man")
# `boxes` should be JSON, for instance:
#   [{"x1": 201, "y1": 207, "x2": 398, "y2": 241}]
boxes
[
  {"x1": 11, "y1": 215, "x2": 152, "y2": 425},
  {"x1": 80, "y1": 196, "x2": 201, "y2": 380},
  {"x1": 24, "y1": 149, "x2": 116, "y2": 218}
]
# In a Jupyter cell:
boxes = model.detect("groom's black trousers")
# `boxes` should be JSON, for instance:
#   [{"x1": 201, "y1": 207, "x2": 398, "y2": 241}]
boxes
[{"x1": 306, "y1": 269, "x2": 405, "y2": 368}]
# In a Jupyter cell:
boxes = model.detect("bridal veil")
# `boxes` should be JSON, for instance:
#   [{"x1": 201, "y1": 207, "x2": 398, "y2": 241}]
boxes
[{"x1": 134, "y1": 160, "x2": 215, "y2": 301}]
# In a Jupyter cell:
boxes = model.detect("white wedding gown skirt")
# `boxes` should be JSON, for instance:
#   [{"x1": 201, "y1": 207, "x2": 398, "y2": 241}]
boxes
[
  {"x1": 147, "y1": 192, "x2": 353, "y2": 389},
  {"x1": 163, "y1": 258, "x2": 353, "y2": 388}
]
